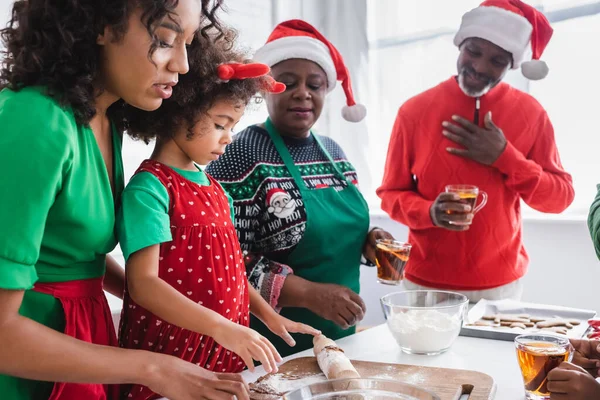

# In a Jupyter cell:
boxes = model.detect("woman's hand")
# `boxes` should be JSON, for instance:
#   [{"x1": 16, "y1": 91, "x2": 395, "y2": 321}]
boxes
[
  {"x1": 570, "y1": 339, "x2": 600, "y2": 377},
  {"x1": 363, "y1": 228, "x2": 394, "y2": 265},
  {"x1": 147, "y1": 353, "x2": 250, "y2": 400},
  {"x1": 305, "y1": 283, "x2": 366, "y2": 329},
  {"x1": 547, "y1": 362, "x2": 600, "y2": 400},
  {"x1": 212, "y1": 321, "x2": 282, "y2": 373}
]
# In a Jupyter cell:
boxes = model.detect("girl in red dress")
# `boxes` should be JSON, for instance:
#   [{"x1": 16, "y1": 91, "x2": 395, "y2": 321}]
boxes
[{"x1": 117, "y1": 31, "x2": 319, "y2": 400}]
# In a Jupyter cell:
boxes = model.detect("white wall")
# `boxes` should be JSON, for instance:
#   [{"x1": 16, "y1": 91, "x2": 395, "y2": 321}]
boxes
[{"x1": 359, "y1": 214, "x2": 600, "y2": 327}]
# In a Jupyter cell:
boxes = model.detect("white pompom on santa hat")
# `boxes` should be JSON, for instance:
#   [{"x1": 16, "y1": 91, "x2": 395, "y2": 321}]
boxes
[
  {"x1": 253, "y1": 19, "x2": 367, "y2": 122},
  {"x1": 453, "y1": 0, "x2": 554, "y2": 80}
]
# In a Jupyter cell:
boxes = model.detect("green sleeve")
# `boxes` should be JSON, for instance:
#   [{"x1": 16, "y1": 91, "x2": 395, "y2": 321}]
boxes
[
  {"x1": 588, "y1": 184, "x2": 600, "y2": 260},
  {"x1": 0, "y1": 88, "x2": 75, "y2": 289},
  {"x1": 117, "y1": 172, "x2": 172, "y2": 261}
]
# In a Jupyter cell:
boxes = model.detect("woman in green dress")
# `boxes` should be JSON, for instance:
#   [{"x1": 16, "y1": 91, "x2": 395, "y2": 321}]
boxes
[{"x1": 0, "y1": 1, "x2": 249, "y2": 399}]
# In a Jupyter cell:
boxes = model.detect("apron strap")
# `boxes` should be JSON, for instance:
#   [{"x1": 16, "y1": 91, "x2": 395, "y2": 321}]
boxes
[
  {"x1": 311, "y1": 132, "x2": 349, "y2": 182},
  {"x1": 32, "y1": 277, "x2": 104, "y2": 298},
  {"x1": 265, "y1": 118, "x2": 307, "y2": 190},
  {"x1": 264, "y1": 119, "x2": 350, "y2": 190}
]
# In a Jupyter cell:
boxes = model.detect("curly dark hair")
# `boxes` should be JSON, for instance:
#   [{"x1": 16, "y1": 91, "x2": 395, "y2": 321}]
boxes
[
  {"x1": 124, "y1": 29, "x2": 269, "y2": 143},
  {"x1": 0, "y1": 0, "x2": 227, "y2": 125}
]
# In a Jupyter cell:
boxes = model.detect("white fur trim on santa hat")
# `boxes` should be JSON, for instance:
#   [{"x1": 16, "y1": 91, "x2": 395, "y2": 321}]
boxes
[
  {"x1": 454, "y1": 5, "x2": 533, "y2": 69},
  {"x1": 341, "y1": 104, "x2": 367, "y2": 122},
  {"x1": 253, "y1": 36, "x2": 337, "y2": 91}
]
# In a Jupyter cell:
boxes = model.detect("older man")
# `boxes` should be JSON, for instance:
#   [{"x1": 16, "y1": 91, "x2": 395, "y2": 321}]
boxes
[{"x1": 377, "y1": 0, "x2": 574, "y2": 301}]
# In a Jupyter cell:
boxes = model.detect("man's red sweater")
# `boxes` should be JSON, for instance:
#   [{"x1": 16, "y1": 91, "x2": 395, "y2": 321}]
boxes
[{"x1": 377, "y1": 77, "x2": 574, "y2": 290}]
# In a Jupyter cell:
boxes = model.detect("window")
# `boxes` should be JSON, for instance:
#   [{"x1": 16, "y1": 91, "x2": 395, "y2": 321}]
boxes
[
  {"x1": 366, "y1": 0, "x2": 600, "y2": 219},
  {"x1": 528, "y1": 12, "x2": 600, "y2": 217}
]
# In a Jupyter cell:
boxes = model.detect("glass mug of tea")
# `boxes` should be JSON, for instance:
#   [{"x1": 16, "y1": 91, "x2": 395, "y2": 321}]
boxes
[
  {"x1": 515, "y1": 334, "x2": 574, "y2": 400},
  {"x1": 375, "y1": 239, "x2": 412, "y2": 285},
  {"x1": 444, "y1": 184, "x2": 488, "y2": 225}
]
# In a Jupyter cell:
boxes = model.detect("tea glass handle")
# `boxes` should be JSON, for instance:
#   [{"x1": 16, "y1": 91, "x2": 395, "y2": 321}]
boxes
[
  {"x1": 473, "y1": 191, "x2": 488, "y2": 214},
  {"x1": 567, "y1": 343, "x2": 575, "y2": 362}
]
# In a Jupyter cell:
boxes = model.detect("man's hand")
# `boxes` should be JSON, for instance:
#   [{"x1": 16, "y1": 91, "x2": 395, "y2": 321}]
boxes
[
  {"x1": 430, "y1": 192, "x2": 472, "y2": 231},
  {"x1": 443, "y1": 111, "x2": 507, "y2": 165}
]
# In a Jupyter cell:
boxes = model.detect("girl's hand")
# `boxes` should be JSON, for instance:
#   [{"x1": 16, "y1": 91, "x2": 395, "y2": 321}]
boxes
[
  {"x1": 213, "y1": 321, "x2": 282, "y2": 373},
  {"x1": 264, "y1": 313, "x2": 321, "y2": 347}
]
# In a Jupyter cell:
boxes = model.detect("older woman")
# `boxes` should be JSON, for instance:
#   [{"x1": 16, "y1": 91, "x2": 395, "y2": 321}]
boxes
[{"x1": 206, "y1": 19, "x2": 395, "y2": 356}]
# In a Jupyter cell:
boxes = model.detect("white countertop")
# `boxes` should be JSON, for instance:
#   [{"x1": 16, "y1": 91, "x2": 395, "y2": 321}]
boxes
[{"x1": 241, "y1": 324, "x2": 525, "y2": 400}]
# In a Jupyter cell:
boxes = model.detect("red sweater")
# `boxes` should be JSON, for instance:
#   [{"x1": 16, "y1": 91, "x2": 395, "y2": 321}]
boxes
[{"x1": 377, "y1": 77, "x2": 574, "y2": 290}]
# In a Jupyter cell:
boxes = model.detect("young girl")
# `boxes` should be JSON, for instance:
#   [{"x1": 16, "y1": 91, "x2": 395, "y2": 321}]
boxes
[{"x1": 117, "y1": 32, "x2": 319, "y2": 399}]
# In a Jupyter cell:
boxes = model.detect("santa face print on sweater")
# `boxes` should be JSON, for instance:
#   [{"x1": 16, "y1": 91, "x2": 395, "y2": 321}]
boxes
[
  {"x1": 207, "y1": 126, "x2": 360, "y2": 256},
  {"x1": 266, "y1": 188, "x2": 298, "y2": 219},
  {"x1": 252, "y1": 181, "x2": 306, "y2": 251}
]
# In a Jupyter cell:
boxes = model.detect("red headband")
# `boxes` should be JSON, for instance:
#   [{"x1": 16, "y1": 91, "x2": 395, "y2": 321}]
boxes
[{"x1": 216, "y1": 62, "x2": 286, "y2": 94}]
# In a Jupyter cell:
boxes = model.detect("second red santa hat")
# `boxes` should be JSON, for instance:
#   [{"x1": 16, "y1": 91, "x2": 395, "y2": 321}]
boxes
[
  {"x1": 454, "y1": 0, "x2": 554, "y2": 80},
  {"x1": 253, "y1": 19, "x2": 367, "y2": 122}
]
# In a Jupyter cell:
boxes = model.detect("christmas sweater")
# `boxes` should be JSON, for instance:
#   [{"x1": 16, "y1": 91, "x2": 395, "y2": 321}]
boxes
[
  {"x1": 377, "y1": 76, "x2": 574, "y2": 291},
  {"x1": 206, "y1": 125, "x2": 361, "y2": 309}
]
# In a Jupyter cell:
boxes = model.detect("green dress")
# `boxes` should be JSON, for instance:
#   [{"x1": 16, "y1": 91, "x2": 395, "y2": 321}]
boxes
[{"x1": 0, "y1": 87, "x2": 124, "y2": 399}]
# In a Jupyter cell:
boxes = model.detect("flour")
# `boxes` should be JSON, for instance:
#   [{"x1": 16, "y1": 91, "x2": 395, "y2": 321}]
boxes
[
  {"x1": 252, "y1": 373, "x2": 327, "y2": 395},
  {"x1": 316, "y1": 347, "x2": 358, "y2": 379},
  {"x1": 387, "y1": 309, "x2": 462, "y2": 353}
]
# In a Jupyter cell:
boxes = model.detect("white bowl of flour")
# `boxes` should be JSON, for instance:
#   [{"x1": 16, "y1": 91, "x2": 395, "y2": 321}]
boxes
[{"x1": 380, "y1": 291, "x2": 469, "y2": 355}]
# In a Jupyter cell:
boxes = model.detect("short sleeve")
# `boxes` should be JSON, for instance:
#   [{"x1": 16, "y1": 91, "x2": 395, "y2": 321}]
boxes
[
  {"x1": 0, "y1": 88, "x2": 75, "y2": 289},
  {"x1": 117, "y1": 172, "x2": 172, "y2": 261}
]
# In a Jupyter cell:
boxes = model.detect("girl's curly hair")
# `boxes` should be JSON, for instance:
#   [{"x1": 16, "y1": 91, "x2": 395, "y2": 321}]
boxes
[
  {"x1": 0, "y1": 0, "x2": 227, "y2": 125},
  {"x1": 125, "y1": 29, "x2": 269, "y2": 143}
]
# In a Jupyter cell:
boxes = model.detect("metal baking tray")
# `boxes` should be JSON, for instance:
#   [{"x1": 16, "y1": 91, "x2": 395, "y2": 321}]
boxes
[{"x1": 460, "y1": 299, "x2": 597, "y2": 341}]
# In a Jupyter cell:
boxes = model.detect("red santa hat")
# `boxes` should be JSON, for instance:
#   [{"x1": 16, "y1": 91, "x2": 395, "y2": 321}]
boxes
[
  {"x1": 453, "y1": 0, "x2": 554, "y2": 80},
  {"x1": 253, "y1": 19, "x2": 367, "y2": 122},
  {"x1": 266, "y1": 188, "x2": 288, "y2": 206}
]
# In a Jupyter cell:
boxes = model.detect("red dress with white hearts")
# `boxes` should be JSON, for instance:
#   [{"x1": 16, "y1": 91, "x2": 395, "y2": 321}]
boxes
[{"x1": 119, "y1": 160, "x2": 249, "y2": 400}]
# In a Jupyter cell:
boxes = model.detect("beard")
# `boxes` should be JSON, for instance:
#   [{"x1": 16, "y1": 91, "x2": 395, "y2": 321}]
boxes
[
  {"x1": 458, "y1": 66, "x2": 495, "y2": 97},
  {"x1": 271, "y1": 200, "x2": 296, "y2": 219}
]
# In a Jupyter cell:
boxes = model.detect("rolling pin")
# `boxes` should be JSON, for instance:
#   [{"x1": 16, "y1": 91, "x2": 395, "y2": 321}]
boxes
[{"x1": 313, "y1": 334, "x2": 361, "y2": 379}]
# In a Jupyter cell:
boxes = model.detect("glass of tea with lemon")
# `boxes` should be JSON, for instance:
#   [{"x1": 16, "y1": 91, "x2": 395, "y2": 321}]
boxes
[
  {"x1": 444, "y1": 184, "x2": 488, "y2": 225},
  {"x1": 375, "y1": 239, "x2": 412, "y2": 285}
]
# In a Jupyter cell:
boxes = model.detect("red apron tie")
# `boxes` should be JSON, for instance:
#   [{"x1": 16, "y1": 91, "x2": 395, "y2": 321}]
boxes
[{"x1": 32, "y1": 277, "x2": 119, "y2": 400}]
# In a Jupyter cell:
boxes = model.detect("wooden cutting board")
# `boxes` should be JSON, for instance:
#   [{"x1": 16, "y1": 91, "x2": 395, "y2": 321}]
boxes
[{"x1": 250, "y1": 357, "x2": 496, "y2": 400}]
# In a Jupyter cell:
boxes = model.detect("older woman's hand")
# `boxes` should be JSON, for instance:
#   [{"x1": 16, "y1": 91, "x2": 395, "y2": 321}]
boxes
[
  {"x1": 363, "y1": 228, "x2": 395, "y2": 265},
  {"x1": 305, "y1": 283, "x2": 366, "y2": 329}
]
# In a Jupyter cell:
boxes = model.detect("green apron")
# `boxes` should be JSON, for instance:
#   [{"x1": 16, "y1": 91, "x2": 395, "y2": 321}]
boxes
[{"x1": 250, "y1": 119, "x2": 370, "y2": 357}]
